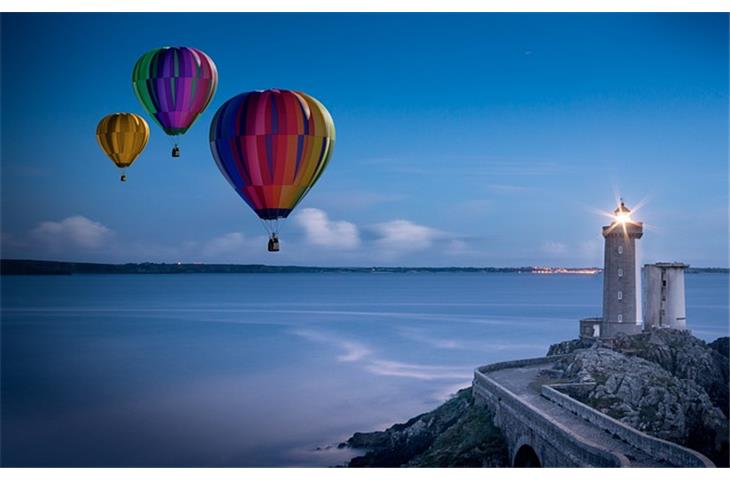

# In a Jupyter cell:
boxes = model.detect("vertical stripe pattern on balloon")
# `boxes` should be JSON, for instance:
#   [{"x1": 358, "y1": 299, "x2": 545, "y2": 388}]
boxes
[
  {"x1": 96, "y1": 113, "x2": 150, "y2": 167},
  {"x1": 132, "y1": 47, "x2": 218, "y2": 136},
  {"x1": 209, "y1": 89, "x2": 336, "y2": 220}
]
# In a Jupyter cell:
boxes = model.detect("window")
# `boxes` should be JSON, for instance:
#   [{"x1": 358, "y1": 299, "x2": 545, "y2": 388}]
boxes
[
  {"x1": 618, "y1": 291, "x2": 623, "y2": 301},
  {"x1": 618, "y1": 246, "x2": 623, "y2": 254},
  {"x1": 617, "y1": 313, "x2": 623, "y2": 322},
  {"x1": 662, "y1": 280, "x2": 667, "y2": 287},
  {"x1": 618, "y1": 268, "x2": 623, "y2": 277}
]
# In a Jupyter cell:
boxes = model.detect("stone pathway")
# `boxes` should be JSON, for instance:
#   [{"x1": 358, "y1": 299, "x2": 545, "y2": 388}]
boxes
[{"x1": 488, "y1": 362, "x2": 668, "y2": 467}]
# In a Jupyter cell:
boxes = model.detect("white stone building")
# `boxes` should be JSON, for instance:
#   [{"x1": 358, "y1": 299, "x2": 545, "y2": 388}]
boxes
[{"x1": 643, "y1": 262, "x2": 688, "y2": 330}]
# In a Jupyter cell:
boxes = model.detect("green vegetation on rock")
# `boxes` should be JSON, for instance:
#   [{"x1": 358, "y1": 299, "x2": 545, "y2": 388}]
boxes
[{"x1": 343, "y1": 388, "x2": 508, "y2": 467}]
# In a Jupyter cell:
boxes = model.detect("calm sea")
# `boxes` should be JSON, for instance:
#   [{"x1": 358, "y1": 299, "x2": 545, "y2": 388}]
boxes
[{"x1": 1, "y1": 273, "x2": 728, "y2": 466}]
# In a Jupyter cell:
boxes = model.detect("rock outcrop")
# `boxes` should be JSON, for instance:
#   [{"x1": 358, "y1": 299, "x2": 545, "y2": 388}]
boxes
[
  {"x1": 342, "y1": 387, "x2": 509, "y2": 467},
  {"x1": 610, "y1": 329, "x2": 729, "y2": 417},
  {"x1": 553, "y1": 335, "x2": 729, "y2": 467},
  {"x1": 344, "y1": 331, "x2": 729, "y2": 468},
  {"x1": 709, "y1": 337, "x2": 729, "y2": 360},
  {"x1": 547, "y1": 338, "x2": 595, "y2": 356}
]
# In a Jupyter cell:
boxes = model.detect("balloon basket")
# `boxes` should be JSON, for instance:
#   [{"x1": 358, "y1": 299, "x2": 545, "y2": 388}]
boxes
[{"x1": 267, "y1": 235, "x2": 280, "y2": 252}]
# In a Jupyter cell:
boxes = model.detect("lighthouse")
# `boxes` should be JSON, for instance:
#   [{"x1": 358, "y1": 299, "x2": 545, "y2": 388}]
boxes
[
  {"x1": 600, "y1": 200, "x2": 644, "y2": 336},
  {"x1": 580, "y1": 200, "x2": 644, "y2": 339}
]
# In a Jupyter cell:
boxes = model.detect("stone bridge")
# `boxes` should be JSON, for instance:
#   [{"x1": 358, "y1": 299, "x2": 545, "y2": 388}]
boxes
[{"x1": 472, "y1": 355, "x2": 715, "y2": 468}]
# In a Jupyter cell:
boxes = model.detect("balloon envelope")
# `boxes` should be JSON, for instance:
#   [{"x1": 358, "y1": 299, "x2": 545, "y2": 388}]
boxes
[
  {"x1": 132, "y1": 46, "x2": 218, "y2": 136},
  {"x1": 96, "y1": 113, "x2": 150, "y2": 168},
  {"x1": 209, "y1": 89, "x2": 336, "y2": 221}
]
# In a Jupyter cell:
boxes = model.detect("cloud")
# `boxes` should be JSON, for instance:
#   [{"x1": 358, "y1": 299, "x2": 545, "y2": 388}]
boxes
[
  {"x1": 295, "y1": 208, "x2": 360, "y2": 249},
  {"x1": 31, "y1": 216, "x2": 112, "y2": 249},
  {"x1": 371, "y1": 220, "x2": 443, "y2": 253}
]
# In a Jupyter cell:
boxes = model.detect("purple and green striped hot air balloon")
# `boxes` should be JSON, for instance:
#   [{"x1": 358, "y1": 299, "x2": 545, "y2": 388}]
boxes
[{"x1": 132, "y1": 46, "x2": 218, "y2": 157}]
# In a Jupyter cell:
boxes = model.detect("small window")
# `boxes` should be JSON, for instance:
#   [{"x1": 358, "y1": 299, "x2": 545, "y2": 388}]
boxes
[
  {"x1": 617, "y1": 313, "x2": 623, "y2": 322},
  {"x1": 618, "y1": 291, "x2": 623, "y2": 301},
  {"x1": 662, "y1": 280, "x2": 666, "y2": 286},
  {"x1": 618, "y1": 246, "x2": 623, "y2": 255},
  {"x1": 618, "y1": 268, "x2": 623, "y2": 277}
]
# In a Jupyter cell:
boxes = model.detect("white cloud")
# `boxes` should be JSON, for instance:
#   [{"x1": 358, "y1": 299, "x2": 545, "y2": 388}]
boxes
[
  {"x1": 371, "y1": 220, "x2": 443, "y2": 253},
  {"x1": 294, "y1": 208, "x2": 360, "y2": 249},
  {"x1": 31, "y1": 216, "x2": 112, "y2": 249}
]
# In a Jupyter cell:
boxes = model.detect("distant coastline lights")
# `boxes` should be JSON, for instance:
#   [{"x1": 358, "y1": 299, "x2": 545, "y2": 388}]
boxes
[{"x1": 531, "y1": 267, "x2": 600, "y2": 275}]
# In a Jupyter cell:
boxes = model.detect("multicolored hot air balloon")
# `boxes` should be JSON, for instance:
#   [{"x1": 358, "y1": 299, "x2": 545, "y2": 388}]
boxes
[
  {"x1": 96, "y1": 113, "x2": 150, "y2": 182},
  {"x1": 132, "y1": 46, "x2": 217, "y2": 157},
  {"x1": 209, "y1": 89, "x2": 336, "y2": 252}
]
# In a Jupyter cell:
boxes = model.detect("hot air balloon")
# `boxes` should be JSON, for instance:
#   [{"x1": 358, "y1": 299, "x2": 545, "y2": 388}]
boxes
[
  {"x1": 209, "y1": 89, "x2": 336, "y2": 252},
  {"x1": 96, "y1": 113, "x2": 150, "y2": 182},
  {"x1": 132, "y1": 46, "x2": 218, "y2": 157}
]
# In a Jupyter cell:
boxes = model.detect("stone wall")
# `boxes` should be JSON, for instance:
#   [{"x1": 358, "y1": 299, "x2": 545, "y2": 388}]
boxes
[
  {"x1": 473, "y1": 357, "x2": 629, "y2": 467},
  {"x1": 542, "y1": 383, "x2": 715, "y2": 467}
]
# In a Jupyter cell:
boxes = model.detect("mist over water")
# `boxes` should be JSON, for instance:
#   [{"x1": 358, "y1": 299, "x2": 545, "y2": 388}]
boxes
[{"x1": 1, "y1": 273, "x2": 727, "y2": 466}]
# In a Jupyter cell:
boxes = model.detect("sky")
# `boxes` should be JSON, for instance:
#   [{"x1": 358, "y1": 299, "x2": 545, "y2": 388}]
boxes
[{"x1": 1, "y1": 13, "x2": 728, "y2": 267}]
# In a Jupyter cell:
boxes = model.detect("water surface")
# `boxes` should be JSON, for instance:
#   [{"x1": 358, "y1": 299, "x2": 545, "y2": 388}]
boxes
[{"x1": 2, "y1": 273, "x2": 727, "y2": 466}]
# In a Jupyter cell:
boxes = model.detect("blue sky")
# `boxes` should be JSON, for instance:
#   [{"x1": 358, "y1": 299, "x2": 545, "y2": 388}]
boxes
[{"x1": 1, "y1": 13, "x2": 727, "y2": 267}]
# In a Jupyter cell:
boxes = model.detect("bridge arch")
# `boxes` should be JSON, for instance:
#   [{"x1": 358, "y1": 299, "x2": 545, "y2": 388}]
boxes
[{"x1": 513, "y1": 444, "x2": 542, "y2": 468}]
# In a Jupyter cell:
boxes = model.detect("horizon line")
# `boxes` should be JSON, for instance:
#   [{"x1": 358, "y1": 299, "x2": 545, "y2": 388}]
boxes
[{"x1": 2, "y1": 258, "x2": 728, "y2": 271}]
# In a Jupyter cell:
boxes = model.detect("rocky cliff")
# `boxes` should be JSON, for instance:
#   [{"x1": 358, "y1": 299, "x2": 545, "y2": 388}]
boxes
[
  {"x1": 549, "y1": 329, "x2": 729, "y2": 467},
  {"x1": 344, "y1": 330, "x2": 729, "y2": 467},
  {"x1": 342, "y1": 387, "x2": 509, "y2": 467}
]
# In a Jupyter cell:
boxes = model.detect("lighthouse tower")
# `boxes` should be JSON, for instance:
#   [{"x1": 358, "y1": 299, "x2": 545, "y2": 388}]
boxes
[{"x1": 600, "y1": 200, "x2": 643, "y2": 337}]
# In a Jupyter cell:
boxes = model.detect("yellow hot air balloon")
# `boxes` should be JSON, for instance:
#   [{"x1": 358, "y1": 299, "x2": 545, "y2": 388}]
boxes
[{"x1": 96, "y1": 113, "x2": 150, "y2": 182}]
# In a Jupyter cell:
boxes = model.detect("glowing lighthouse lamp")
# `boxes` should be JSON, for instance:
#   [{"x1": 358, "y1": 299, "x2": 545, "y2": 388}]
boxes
[{"x1": 615, "y1": 203, "x2": 633, "y2": 224}]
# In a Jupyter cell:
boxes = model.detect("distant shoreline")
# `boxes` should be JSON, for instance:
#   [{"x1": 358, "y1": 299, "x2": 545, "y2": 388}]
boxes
[{"x1": 1, "y1": 259, "x2": 727, "y2": 276}]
